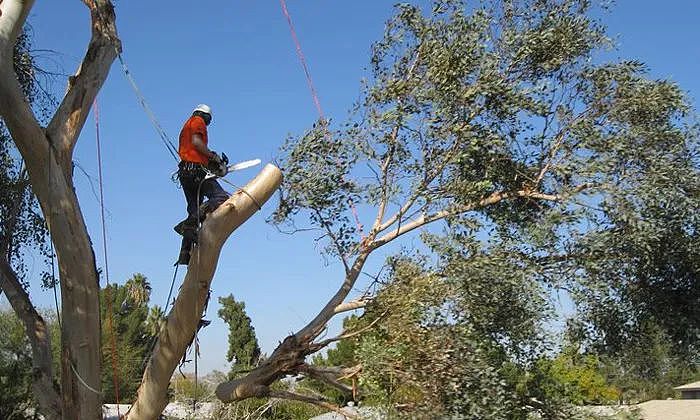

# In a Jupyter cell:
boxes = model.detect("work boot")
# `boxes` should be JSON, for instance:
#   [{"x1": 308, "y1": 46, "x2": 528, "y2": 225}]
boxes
[{"x1": 174, "y1": 217, "x2": 198, "y2": 241}]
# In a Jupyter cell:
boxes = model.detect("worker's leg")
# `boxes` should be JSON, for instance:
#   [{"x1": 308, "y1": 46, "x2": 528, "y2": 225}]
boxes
[
  {"x1": 175, "y1": 167, "x2": 205, "y2": 239},
  {"x1": 199, "y1": 178, "x2": 230, "y2": 214},
  {"x1": 179, "y1": 169, "x2": 206, "y2": 219}
]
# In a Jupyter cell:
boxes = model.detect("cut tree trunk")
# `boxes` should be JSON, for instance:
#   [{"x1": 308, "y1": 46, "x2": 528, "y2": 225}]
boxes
[{"x1": 126, "y1": 164, "x2": 282, "y2": 420}]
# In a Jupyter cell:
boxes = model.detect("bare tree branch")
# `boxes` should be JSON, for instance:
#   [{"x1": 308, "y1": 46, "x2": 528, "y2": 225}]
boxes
[
  {"x1": 333, "y1": 297, "x2": 371, "y2": 314},
  {"x1": 314, "y1": 209, "x2": 350, "y2": 272},
  {"x1": 127, "y1": 165, "x2": 282, "y2": 420},
  {"x1": 269, "y1": 390, "x2": 357, "y2": 419},
  {"x1": 0, "y1": 257, "x2": 62, "y2": 420},
  {"x1": 298, "y1": 364, "x2": 353, "y2": 397},
  {"x1": 312, "y1": 310, "x2": 386, "y2": 351},
  {"x1": 371, "y1": 187, "x2": 587, "y2": 249}
]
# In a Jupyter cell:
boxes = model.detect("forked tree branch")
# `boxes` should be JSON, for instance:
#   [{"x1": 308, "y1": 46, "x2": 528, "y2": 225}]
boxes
[
  {"x1": 216, "y1": 182, "x2": 587, "y2": 405},
  {"x1": 371, "y1": 51, "x2": 421, "y2": 235}
]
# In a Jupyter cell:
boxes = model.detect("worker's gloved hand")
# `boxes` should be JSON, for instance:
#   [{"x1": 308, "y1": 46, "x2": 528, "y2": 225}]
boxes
[
  {"x1": 208, "y1": 152, "x2": 228, "y2": 177},
  {"x1": 210, "y1": 152, "x2": 222, "y2": 164}
]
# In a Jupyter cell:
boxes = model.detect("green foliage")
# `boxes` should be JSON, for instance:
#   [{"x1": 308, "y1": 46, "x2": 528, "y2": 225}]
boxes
[
  {"x1": 0, "y1": 309, "x2": 59, "y2": 420},
  {"x1": 100, "y1": 273, "x2": 153, "y2": 403},
  {"x1": 350, "y1": 253, "x2": 554, "y2": 418},
  {"x1": 513, "y1": 346, "x2": 619, "y2": 410},
  {"x1": 170, "y1": 374, "x2": 214, "y2": 404},
  {"x1": 217, "y1": 294, "x2": 261, "y2": 378},
  {"x1": 145, "y1": 304, "x2": 165, "y2": 337},
  {"x1": 594, "y1": 321, "x2": 700, "y2": 403},
  {"x1": 272, "y1": 0, "x2": 697, "y2": 416},
  {"x1": 0, "y1": 309, "x2": 40, "y2": 419}
]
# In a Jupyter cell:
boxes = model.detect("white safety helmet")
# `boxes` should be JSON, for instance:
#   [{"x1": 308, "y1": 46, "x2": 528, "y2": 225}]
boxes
[{"x1": 193, "y1": 103, "x2": 212, "y2": 117}]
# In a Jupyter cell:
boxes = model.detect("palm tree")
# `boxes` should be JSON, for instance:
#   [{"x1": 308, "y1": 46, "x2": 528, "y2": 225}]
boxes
[
  {"x1": 145, "y1": 305, "x2": 165, "y2": 337},
  {"x1": 125, "y1": 273, "x2": 151, "y2": 307}
]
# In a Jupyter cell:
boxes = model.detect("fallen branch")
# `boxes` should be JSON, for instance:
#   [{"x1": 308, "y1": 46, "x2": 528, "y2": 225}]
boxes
[
  {"x1": 299, "y1": 364, "x2": 353, "y2": 396},
  {"x1": 269, "y1": 390, "x2": 357, "y2": 419}
]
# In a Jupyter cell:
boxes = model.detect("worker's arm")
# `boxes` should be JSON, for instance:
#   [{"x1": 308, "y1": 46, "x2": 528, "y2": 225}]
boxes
[{"x1": 192, "y1": 133, "x2": 218, "y2": 161}]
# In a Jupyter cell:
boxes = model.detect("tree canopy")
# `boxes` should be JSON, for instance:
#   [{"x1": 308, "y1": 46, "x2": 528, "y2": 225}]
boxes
[{"x1": 267, "y1": 0, "x2": 698, "y2": 416}]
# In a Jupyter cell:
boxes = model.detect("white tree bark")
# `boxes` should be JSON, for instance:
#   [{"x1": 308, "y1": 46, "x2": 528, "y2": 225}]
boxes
[
  {"x1": 126, "y1": 164, "x2": 282, "y2": 420},
  {"x1": 0, "y1": 1, "x2": 120, "y2": 418}
]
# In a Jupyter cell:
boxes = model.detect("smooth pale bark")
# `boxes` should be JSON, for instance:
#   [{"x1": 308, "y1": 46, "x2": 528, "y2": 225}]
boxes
[
  {"x1": 0, "y1": 258, "x2": 62, "y2": 420},
  {"x1": 126, "y1": 164, "x2": 282, "y2": 420},
  {"x1": 0, "y1": 1, "x2": 120, "y2": 418}
]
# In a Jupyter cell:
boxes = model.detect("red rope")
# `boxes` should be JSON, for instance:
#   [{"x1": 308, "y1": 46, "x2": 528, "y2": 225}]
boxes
[
  {"x1": 94, "y1": 99, "x2": 121, "y2": 414},
  {"x1": 279, "y1": 0, "x2": 365, "y2": 240},
  {"x1": 279, "y1": 0, "x2": 324, "y2": 119}
]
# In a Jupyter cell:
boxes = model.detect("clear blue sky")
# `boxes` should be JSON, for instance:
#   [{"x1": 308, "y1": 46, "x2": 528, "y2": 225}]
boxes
[{"x1": 6, "y1": 1, "x2": 699, "y2": 374}]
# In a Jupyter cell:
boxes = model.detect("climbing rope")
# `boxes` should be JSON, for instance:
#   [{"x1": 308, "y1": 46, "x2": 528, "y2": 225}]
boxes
[
  {"x1": 94, "y1": 98, "x2": 121, "y2": 415},
  {"x1": 116, "y1": 54, "x2": 179, "y2": 162},
  {"x1": 89, "y1": 0, "x2": 179, "y2": 162},
  {"x1": 279, "y1": 0, "x2": 365, "y2": 240}
]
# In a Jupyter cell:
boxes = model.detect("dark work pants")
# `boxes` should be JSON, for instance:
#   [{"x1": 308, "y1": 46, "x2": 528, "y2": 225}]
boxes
[
  {"x1": 178, "y1": 162, "x2": 230, "y2": 222},
  {"x1": 176, "y1": 162, "x2": 230, "y2": 264}
]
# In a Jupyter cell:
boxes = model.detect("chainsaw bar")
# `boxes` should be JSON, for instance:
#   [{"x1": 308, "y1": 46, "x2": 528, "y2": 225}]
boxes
[{"x1": 227, "y1": 159, "x2": 261, "y2": 173}]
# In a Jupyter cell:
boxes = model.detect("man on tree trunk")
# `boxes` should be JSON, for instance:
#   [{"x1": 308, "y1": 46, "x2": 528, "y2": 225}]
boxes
[{"x1": 174, "y1": 104, "x2": 229, "y2": 264}]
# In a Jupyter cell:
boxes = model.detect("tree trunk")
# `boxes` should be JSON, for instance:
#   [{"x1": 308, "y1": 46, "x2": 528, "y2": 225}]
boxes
[
  {"x1": 126, "y1": 164, "x2": 282, "y2": 420},
  {"x1": 0, "y1": 1, "x2": 120, "y2": 418}
]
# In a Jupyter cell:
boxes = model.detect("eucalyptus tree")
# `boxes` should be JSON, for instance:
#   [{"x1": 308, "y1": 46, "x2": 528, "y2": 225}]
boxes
[
  {"x1": 214, "y1": 0, "x2": 698, "y2": 414},
  {"x1": 0, "y1": 25, "x2": 60, "y2": 420},
  {"x1": 0, "y1": 2, "x2": 280, "y2": 419}
]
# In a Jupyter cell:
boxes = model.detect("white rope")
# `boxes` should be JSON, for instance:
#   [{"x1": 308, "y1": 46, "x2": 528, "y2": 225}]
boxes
[{"x1": 70, "y1": 362, "x2": 103, "y2": 396}]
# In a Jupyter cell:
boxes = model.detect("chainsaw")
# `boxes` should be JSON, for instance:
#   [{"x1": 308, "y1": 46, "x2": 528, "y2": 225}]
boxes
[{"x1": 205, "y1": 154, "x2": 261, "y2": 180}]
